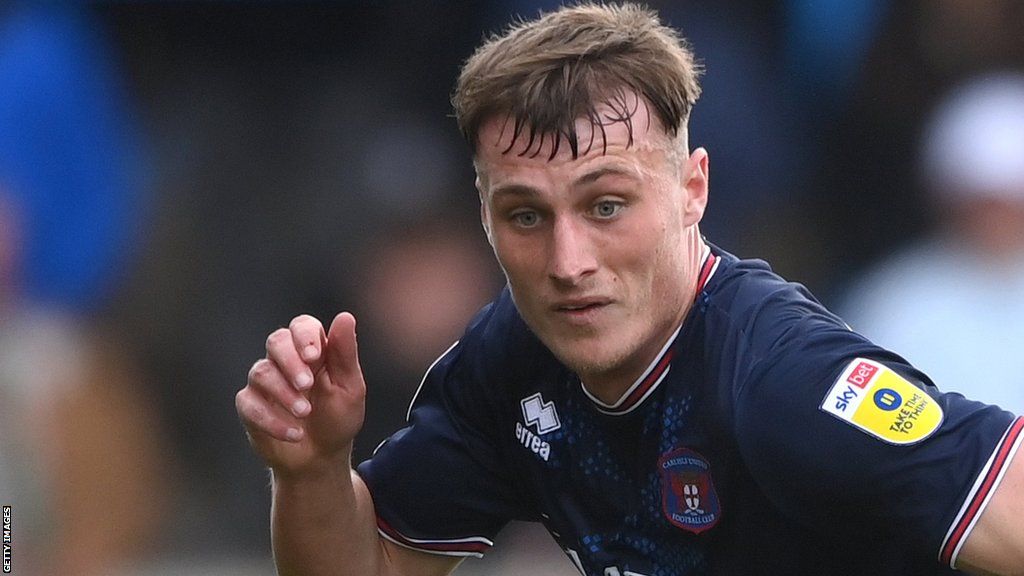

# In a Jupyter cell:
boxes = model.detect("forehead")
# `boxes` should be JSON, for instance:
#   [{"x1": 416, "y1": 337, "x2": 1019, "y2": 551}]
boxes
[{"x1": 475, "y1": 94, "x2": 672, "y2": 173}]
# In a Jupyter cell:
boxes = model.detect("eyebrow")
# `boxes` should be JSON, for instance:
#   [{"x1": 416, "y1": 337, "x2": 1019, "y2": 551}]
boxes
[
  {"x1": 488, "y1": 181, "x2": 540, "y2": 201},
  {"x1": 490, "y1": 164, "x2": 642, "y2": 201},
  {"x1": 573, "y1": 165, "x2": 642, "y2": 187}
]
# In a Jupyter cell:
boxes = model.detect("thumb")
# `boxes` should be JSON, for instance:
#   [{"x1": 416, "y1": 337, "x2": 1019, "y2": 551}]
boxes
[{"x1": 325, "y1": 311, "x2": 363, "y2": 385}]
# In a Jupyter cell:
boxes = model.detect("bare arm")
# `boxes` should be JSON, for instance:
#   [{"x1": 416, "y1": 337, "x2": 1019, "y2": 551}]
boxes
[
  {"x1": 956, "y1": 429, "x2": 1024, "y2": 576},
  {"x1": 237, "y1": 313, "x2": 460, "y2": 576},
  {"x1": 271, "y1": 466, "x2": 460, "y2": 576}
]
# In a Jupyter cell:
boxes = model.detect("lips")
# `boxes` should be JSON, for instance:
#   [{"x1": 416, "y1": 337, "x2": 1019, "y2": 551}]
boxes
[
  {"x1": 553, "y1": 297, "x2": 611, "y2": 312},
  {"x1": 550, "y1": 298, "x2": 612, "y2": 325}
]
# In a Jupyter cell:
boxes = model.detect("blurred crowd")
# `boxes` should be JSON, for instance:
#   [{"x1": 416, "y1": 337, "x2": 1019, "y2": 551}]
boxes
[{"x1": 1, "y1": 1, "x2": 1023, "y2": 574}]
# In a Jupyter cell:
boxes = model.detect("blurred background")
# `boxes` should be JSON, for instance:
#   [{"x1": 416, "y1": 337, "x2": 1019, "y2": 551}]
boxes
[{"x1": 1, "y1": 1, "x2": 1023, "y2": 574}]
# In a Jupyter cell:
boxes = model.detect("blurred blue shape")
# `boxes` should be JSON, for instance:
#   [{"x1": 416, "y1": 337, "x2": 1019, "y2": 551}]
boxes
[
  {"x1": 783, "y1": 0, "x2": 890, "y2": 112},
  {"x1": 0, "y1": 3, "x2": 147, "y2": 313}
]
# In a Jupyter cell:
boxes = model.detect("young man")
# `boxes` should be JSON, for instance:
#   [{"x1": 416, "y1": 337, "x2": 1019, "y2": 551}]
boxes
[{"x1": 235, "y1": 4, "x2": 1024, "y2": 575}]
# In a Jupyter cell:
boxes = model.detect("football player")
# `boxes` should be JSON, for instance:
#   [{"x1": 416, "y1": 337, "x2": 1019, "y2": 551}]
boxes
[{"x1": 237, "y1": 4, "x2": 1024, "y2": 575}]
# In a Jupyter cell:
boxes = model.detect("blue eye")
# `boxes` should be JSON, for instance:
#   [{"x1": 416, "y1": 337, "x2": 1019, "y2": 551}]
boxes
[
  {"x1": 512, "y1": 210, "x2": 540, "y2": 227},
  {"x1": 593, "y1": 200, "x2": 623, "y2": 219}
]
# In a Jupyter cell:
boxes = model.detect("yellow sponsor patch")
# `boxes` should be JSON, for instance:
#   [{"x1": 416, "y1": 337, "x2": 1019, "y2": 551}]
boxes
[{"x1": 820, "y1": 358, "x2": 944, "y2": 445}]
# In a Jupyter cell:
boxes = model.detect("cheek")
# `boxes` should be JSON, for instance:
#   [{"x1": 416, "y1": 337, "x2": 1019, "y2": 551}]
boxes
[
  {"x1": 627, "y1": 217, "x2": 679, "y2": 299},
  {"x1": 619, "y1": 212, "x2": 671, "y2": 271},
  {"x1": 492, "y1": 233, "x2": 543, "y2": 284}
]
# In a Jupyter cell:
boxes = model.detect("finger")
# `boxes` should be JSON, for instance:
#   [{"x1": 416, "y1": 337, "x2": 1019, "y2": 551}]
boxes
[
  {"x1": 325, "y1": 312, "x2": 363, "y2": 385},
  {"x1": 265, "y1": 327, "x2": 315, "y2": 391},
  {"x1": 289, "y1": 314, "x2": 327, "y2": 365},
  {"x1": 236, "y1": 387, "x2": 305, "y2": 443},
  {"x1": 247, "y1": 359, "x2": 312, "y2": 418}
]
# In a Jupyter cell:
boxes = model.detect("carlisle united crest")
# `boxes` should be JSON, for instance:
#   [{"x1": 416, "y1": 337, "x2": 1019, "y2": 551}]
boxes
[{"x1": 659, "y1": 448, "x2": 720, "y2": 534}]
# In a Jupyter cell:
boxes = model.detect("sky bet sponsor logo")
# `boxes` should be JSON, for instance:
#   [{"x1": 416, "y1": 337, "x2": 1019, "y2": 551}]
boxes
[
  {"x1": 830, "y1": 361, "x2": 881, "y2": 412},
  {"x1": 821, "y1": 358, "x2": 943, "y2": 445},
  {"x1": 846, "y1": 361, "x2": 878, "y2": 389}
]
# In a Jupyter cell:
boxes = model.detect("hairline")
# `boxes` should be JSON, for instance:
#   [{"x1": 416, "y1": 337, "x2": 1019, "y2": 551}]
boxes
[{"x1": 472, "y1": 109, "x2": 689, "y2": 188}]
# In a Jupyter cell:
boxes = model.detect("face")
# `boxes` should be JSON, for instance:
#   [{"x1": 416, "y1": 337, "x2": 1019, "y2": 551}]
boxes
[{"x1": 476, "y1": 95, "x2": 710, "y2": 393}]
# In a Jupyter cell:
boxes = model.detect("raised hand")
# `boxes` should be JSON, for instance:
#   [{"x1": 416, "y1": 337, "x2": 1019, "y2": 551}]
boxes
[{"x1": 236, "y1": 312, "x2": 366, "y2": 478}]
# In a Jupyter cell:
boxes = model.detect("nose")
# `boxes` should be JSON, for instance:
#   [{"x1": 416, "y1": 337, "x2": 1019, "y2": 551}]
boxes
[{"x1": 548, "y1": 216, "x2": 598, "y2": 287}]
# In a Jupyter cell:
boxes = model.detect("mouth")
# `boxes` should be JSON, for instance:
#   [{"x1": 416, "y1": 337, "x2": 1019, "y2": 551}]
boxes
[{"x1": 552, "y1": 298, "x2": 612, "y2": 322}]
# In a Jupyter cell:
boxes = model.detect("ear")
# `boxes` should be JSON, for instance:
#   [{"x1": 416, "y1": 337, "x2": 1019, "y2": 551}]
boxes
[
  {"x1": 476, "y1": 176, "x2": 494, "y2": 246},
  {"x1": 681, "y1": 147, "x2": 709, "y2": 226}
]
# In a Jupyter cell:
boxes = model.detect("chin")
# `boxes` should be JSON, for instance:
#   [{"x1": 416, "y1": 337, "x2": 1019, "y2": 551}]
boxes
[
  {"x1": 522, "y1": 306, "x2": 640, "y2": 375},
  {"x1": 548, "y1": 336, "x2": 634, "y2": 379}
]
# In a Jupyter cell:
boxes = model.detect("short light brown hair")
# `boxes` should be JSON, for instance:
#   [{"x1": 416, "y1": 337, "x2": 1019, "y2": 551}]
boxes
[{"x1": 453, "y1": 2, "x2": 701, "y2": 159}]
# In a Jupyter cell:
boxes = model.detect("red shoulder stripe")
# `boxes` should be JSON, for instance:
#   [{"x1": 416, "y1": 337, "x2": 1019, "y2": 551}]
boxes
[
  {"x1": 939, "y1": 416, "x2": 1024, "y2": 567},
  {"x1": 377, "y1": 516, "x2": 492, "y2": 557}
]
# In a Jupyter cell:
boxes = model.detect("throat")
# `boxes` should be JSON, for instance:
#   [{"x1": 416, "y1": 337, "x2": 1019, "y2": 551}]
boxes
[
  {"x1": 578, "y1": 323, "x2": 682, "y2": 415},
  {"x1": 580, "y1": 367, "x2": 643, "y2": 405}
]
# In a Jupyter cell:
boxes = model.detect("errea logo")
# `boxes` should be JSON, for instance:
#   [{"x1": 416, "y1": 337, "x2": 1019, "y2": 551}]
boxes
[
  {"x1": 521, "y1": 393, "x2": 560, "y2": 434},
  {"x1": 516, "y1": 393, "x2": 559, "y2": 462}
]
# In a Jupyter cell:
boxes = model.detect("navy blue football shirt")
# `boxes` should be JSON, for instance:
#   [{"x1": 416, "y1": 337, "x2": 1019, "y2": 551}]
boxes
[{"x1": 357, "y1": 245, "x2": 1023, "y2": 575}]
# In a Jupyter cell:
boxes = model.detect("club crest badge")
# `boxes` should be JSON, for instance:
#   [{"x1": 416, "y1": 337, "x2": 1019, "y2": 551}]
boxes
[{"x1": 659, "y1": 447, "x2": 721, "y2": 535}]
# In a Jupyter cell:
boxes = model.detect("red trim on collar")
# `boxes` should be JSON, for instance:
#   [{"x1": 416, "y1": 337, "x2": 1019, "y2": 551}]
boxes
[{"x1": 695, "y1": 251, "x2": 719, "y2": 296}]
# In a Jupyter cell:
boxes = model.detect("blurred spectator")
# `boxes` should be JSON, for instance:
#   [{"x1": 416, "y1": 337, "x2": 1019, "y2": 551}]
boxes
[
  {"x1": 0, "y1": 4, "x2": 168, "y2": 575},
  {"x1": 805, "y1": 0, "x2": 1024, "y2": 296},
  {"x1": 351, "y1": 217, "x2": 502, "y2": 460},
  {"x1": 782, "y1": 0, "x2": 889, "y2": 119},
  {"x1": 0, "y1": 194, "x2": 169, "y2": 575},
  {"x1": 841, "y1": 73, "x2": 1024, "y2": 414},
  {"x1": 0, "y1": 2, "x2": 148, "y2": 314}
]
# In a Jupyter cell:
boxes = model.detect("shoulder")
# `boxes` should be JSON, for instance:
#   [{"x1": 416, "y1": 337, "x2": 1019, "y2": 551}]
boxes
[
  {"x1": 455, "y1": 286, "x2": 554, "y2": 380},
  {"x1": 702, "y1": 247, "x2": 847, "y2": 351},
  {"x1": 696, "y1": 246, "x2": 885, "y2": 417}
]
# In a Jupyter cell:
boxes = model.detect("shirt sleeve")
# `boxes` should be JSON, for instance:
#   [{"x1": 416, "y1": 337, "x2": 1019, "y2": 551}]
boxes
[
  {"x1": 726, "y1": 290, "x2": 1021, "y2": 569},
  {"x1": 356, "y1": 339, "x2": 522, "y2": 558}
]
